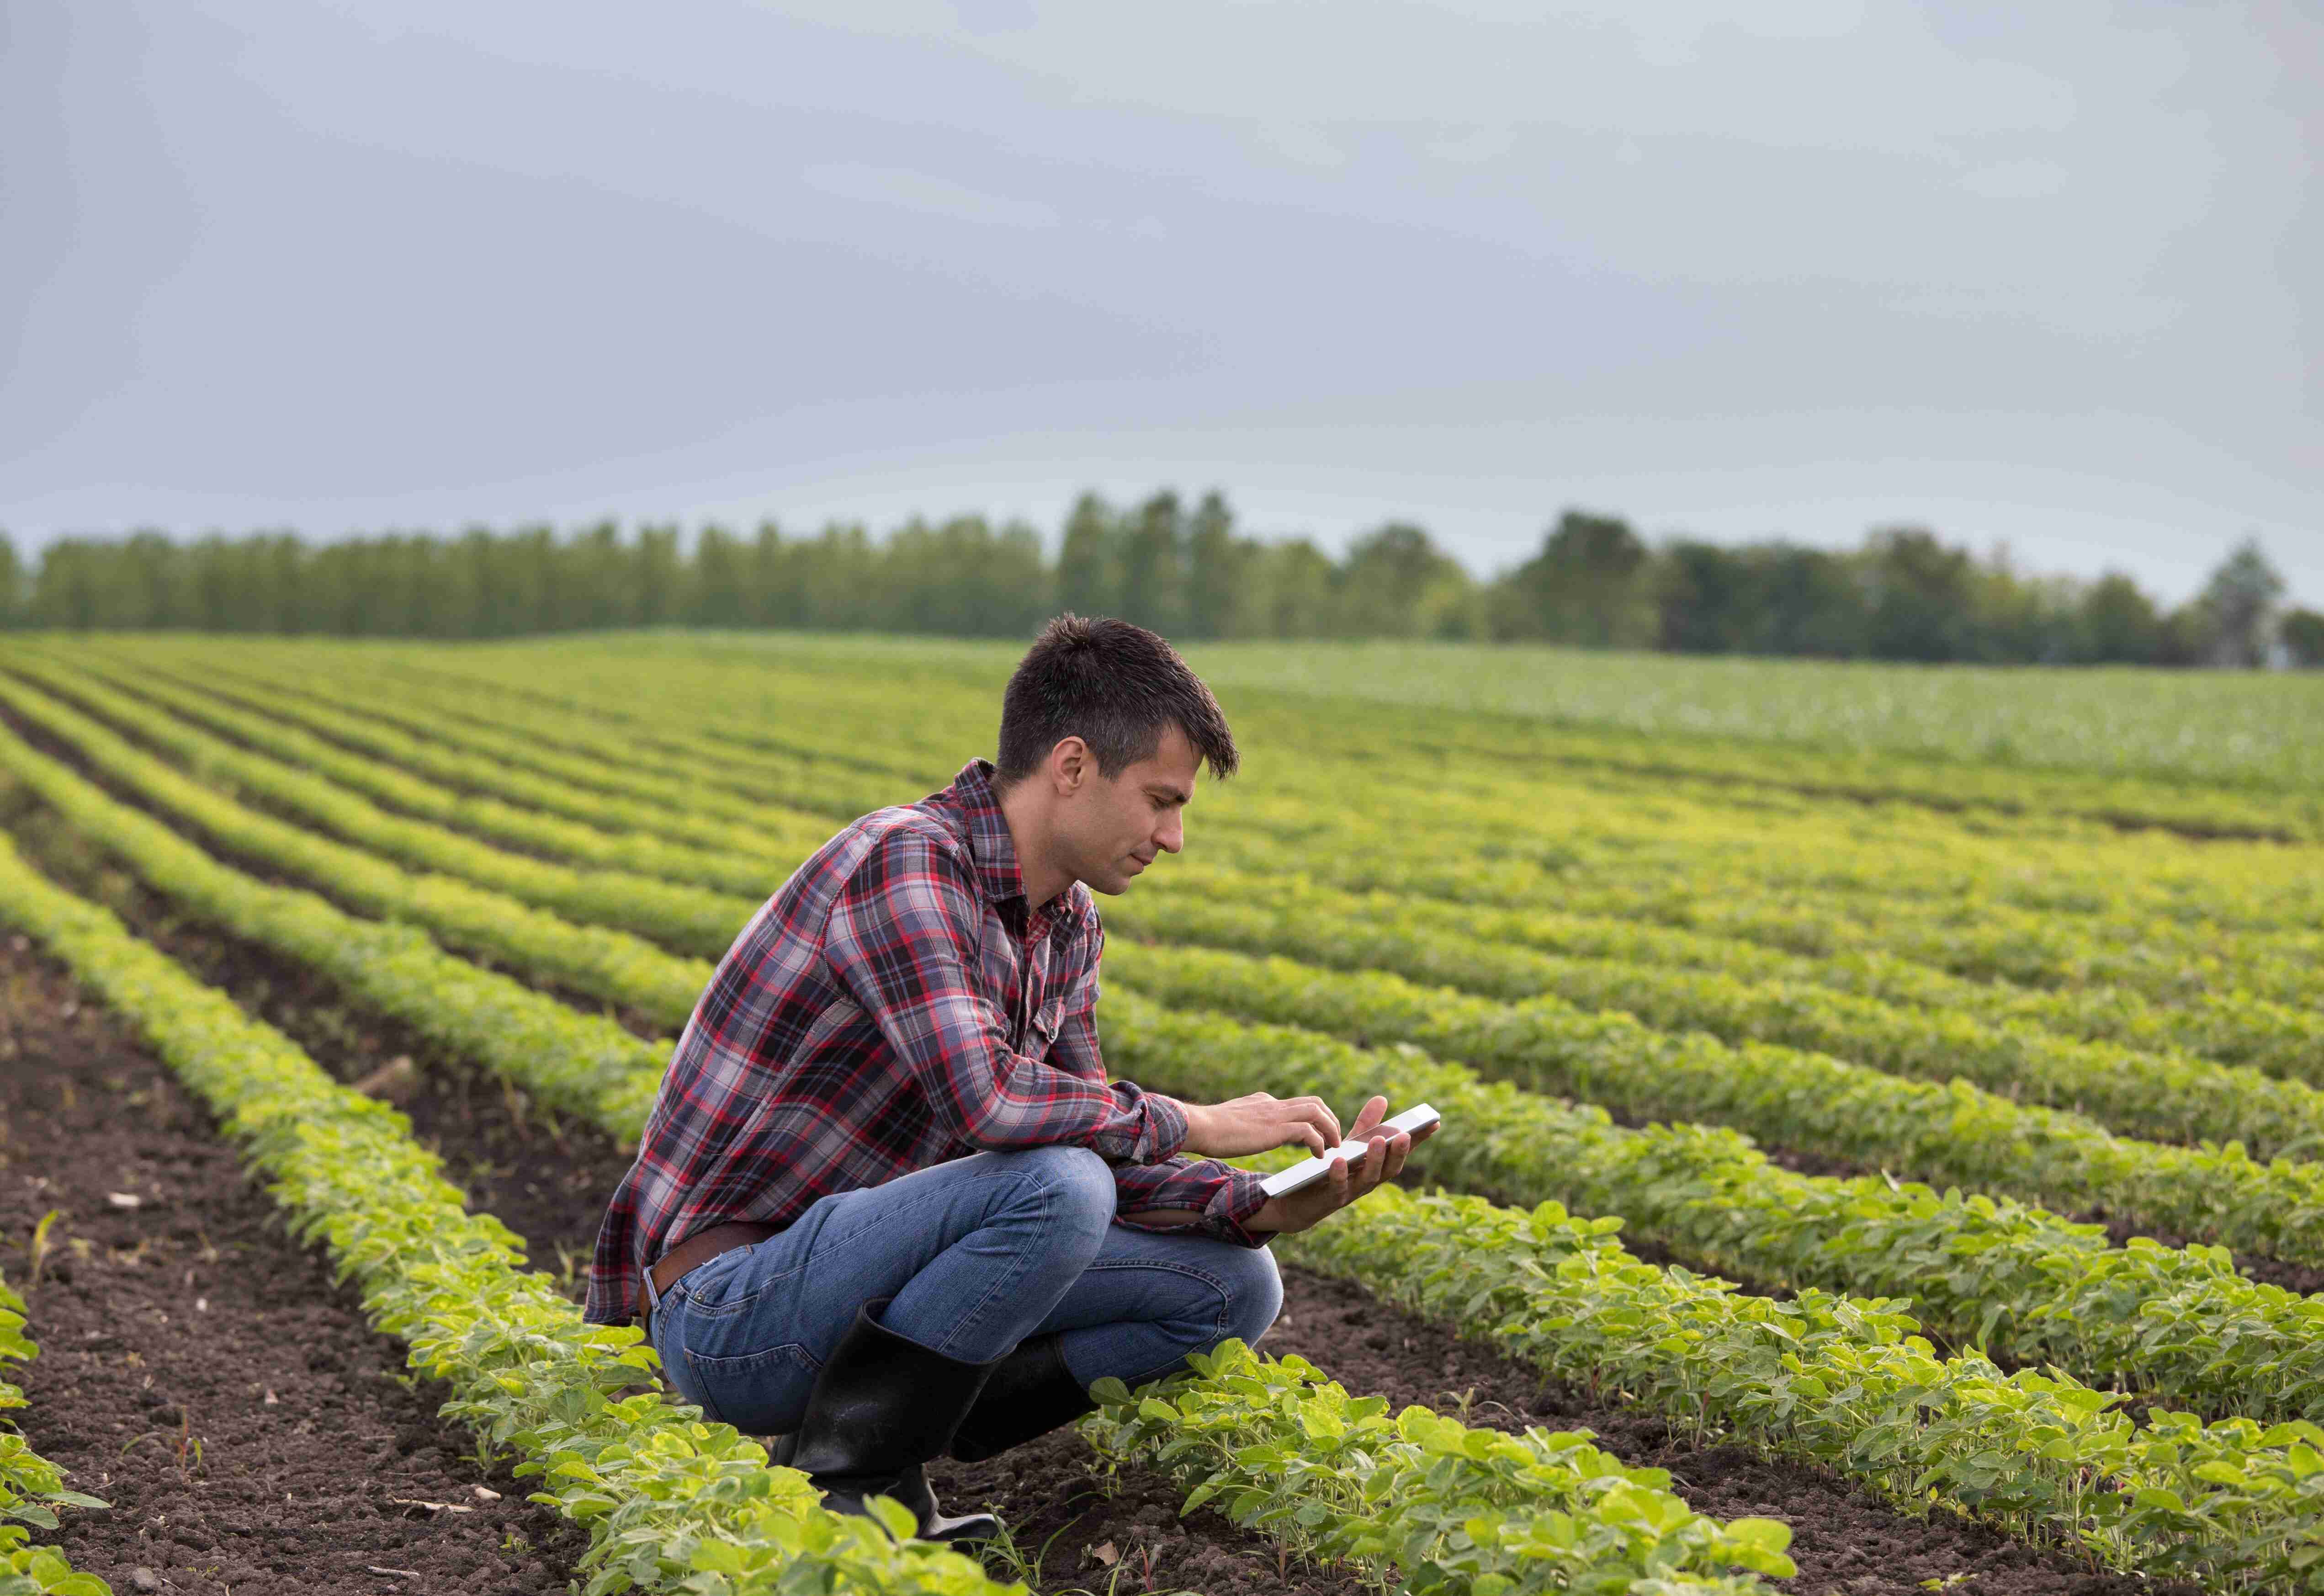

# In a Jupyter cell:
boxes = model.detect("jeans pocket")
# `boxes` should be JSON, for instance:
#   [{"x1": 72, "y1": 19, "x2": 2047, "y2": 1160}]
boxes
[
  {"x1": 672, "y1": 1244, "x2": 761, "y2": 1315},
  {"x1": 682, "y1": 1342, "x2": 822, "y2": 1436}
]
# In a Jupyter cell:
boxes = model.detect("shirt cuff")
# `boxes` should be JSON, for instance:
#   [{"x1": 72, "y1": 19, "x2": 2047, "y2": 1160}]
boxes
[{"x1": 1199, "y1": 1166, "x2": 1274, "y2": 1249}]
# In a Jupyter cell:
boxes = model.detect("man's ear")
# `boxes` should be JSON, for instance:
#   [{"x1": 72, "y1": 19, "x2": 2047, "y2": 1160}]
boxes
[{"x1": 1050, "y1": 736, "x2": 1092, "y2": 796}]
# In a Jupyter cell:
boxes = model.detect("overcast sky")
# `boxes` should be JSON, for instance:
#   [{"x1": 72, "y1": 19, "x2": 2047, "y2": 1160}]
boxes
[{"x1": 3, "y1": 0, "x2": 2318, "y2": 603}]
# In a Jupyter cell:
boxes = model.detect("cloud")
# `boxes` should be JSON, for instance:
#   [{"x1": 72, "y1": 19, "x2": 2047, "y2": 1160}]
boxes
[
  {"x1": 1254, "y1": 121, "x2": 1346, "y2": 169},
  {"x1": 1426, "y1": 125, "x2": 1515, "y2": 165},
  {"x1": 1959, "y1": 158, "x2": 2070, "y2": 199},
  {"x1": 800, "y1": 162, "x2": 1061, "y2": 228}
]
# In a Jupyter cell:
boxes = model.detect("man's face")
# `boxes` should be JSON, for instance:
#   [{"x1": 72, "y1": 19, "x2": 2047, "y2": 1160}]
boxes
[{"x1": 1060, "y1": 724, "x2": 1199, "y2": 895}]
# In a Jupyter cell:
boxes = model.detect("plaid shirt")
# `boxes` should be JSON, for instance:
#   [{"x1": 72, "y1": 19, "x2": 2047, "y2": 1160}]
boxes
[{"x1": 584, "y1": 758, "x2": 1271, "y2": 1326}]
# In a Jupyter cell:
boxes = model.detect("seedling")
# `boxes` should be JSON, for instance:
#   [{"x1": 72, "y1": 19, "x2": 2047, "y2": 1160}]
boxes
[{"x1": 25, "y1": 1211, "x2": 59, "y2": 1289}]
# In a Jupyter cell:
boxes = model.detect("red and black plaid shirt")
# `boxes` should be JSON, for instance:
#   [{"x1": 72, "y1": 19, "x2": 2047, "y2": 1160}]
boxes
[{"x1": 584, "y1": 758, "x2": 1270, "y2": 1326}]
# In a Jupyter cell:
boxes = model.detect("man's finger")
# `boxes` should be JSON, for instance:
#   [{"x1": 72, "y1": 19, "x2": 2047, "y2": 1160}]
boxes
[
  {"x1": 1304, "y1": 1098, "x2": 1343, "y2": 1147},
  {"x1": 1300, "y1": 1103, "x2": 1342, "y2": 1151},
  {"x1": 1349, "y1": 1095, "x2": 1388, "y2": 1138}
]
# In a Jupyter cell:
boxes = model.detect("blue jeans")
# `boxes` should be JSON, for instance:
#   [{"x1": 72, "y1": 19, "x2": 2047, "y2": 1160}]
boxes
[{"x1": 645, "y1": 1144, "x2": 1285, "y2": 1435}]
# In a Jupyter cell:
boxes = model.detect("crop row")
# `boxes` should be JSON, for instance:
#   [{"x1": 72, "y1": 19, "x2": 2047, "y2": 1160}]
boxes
[
  {"x1": 77, "y1": 638, "x2": 2324, "y2": 1043},
  {"x1": 146, "y1": 638, "x2": 2324, "y2": 1015},
  {"x1": 0, "y1": 793, "x2": 1814, "y2": 1596},
  {"x1": 110, "y1": 648, "x2": 911, "y2": 829},
  {"x1": 1255, "y1": 1151, "x2": 2324, "y2": 1591},
  {"x1": 0, "y1": 785, "x2": 2180, "y2": 1580},
  {"x1": 1101, "y1": 987, "x2": 2324, "y2": 1426},
  {"x1": 1221, "y1": 667, "x2": 2324, "y2": 843},
  {"x1": 0, "y1": 830, "x2": 1020, "y2": 1596},
  {"x1": 1178, "y1": 868, "x2": 2323, "y2": 1085},
  {"x1": 0, "y1": 666, "x2": 763, "y2": 966},
  {"x1": 0, "y1": 1280, "x2": 110, "y2": 1596},
  {"x1": 278, "y1": 633, "x2": 2324, "y2": 850},
  {"x1": 1104, "y1": 881, "x2": 2324, "y2": 1160},
  {"x1": 51, "y1": 644, "x2": 2324, "y2": 1080},
  {"x1": 19, "y1": 682, "x2": 2319, "y2": 1285},
  {"x1": 27, "y1": 664, "x2": 2324, "y2": 1319},
  {"x1": 32, "y1": 657, "x2": 790, "y2": 899},
  {"x1": 290, "y1": 638, "x2": 2324, "y2": 936},
  {"x1": 0, "y1": 717, "x2": 673, "y2": 1138},
  {"x1": 84, "y1": 646, "x2": 2324, "y2": 1085},
  {"x1": 34, "y1": 648, "x2": 837, "y2": 876},
  {"x1": 1104, "y1": 939, "x2": 2324, "y2": 1267},
  {"x1": 32, "y1": 727, "x2": 2324, "y2": 1588},
  {"x1": 1083, "y1": 1341, "x2": 1789, "y2": 1595},
  {"x1": 50, "y1": 650, "x2": 846, "y2": 873},
  {"x1": 17, "y1": 697, "x2": 2324, "y2": 1442},
  {"x1": 27, "y1": 660, "x2": 2324, "y2": 1282},
  {"x1": 24, "y1": 679, "x2": 2324, "y2": 1436}
]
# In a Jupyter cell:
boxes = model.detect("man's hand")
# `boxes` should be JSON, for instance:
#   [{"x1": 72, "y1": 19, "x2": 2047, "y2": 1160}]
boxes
[
  {"x1": 1245, "y1": 1095, "x2": 1434, "y2": 1237},
  {"x1": 1180, "y1": 1091, "x2": 1343, "y2": 1159}
]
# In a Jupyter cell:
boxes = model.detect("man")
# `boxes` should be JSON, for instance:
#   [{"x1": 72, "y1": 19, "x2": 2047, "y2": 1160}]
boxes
[{"x1": 584, "y1": 614, "x2": 1430, "y2": 1544}]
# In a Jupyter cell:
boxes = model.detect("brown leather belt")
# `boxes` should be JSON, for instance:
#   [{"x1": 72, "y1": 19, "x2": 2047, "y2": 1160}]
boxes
[{"x1": 642, "y1": 1220, "x2": 780, "y2": 1333}]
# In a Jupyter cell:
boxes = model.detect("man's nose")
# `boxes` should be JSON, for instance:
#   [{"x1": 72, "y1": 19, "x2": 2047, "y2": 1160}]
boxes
[{"x1": 1156, "y1": 812, "x2": 1183, "y2": 854}]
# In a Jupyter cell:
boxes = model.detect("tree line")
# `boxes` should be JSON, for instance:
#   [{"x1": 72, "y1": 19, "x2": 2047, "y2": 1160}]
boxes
[{"x1": 3, "y1": 493, "x2": 2318, "y2": 667}]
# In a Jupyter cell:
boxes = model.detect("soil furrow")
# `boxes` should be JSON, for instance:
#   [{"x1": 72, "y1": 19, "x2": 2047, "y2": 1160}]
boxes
[{"x1": 0, "y1": 934, "x2": 591, "y2": 1596}]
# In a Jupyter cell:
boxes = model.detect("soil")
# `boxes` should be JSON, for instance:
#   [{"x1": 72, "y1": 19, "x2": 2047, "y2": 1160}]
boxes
[{"x1": 0, "y1": 934, "x2": 593, "y2": 1596}]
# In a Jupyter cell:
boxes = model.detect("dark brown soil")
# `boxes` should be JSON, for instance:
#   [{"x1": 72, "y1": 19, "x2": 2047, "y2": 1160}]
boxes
[{"x1": 0, "y1": 934, "x2": 593, "y2": 1596}]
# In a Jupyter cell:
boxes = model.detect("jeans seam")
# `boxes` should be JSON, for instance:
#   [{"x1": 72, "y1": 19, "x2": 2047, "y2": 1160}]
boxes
[{"x1": 926, "y1": 1167, "x2": 1099, "y2": 1359}]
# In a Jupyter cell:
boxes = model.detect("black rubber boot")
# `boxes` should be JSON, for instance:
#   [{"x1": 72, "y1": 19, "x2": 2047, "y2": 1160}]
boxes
[
  {"x1": 946, "y1": 1331, "x2": 1101, "y2": 1463},
  {"x1": 776, "y1": 1298, "x2": 1002, "y2": 1544}
]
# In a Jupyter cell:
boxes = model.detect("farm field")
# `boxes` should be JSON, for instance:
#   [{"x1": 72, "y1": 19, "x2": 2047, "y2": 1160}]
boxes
[{"x1": 0, "y1": 632, "x2": 2321, "y2": 1596}]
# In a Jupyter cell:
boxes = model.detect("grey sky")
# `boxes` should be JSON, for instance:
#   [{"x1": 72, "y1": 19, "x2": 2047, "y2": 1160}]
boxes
[{"x1": 3, "y1": 0, "x2": 2318, "y2": 604}]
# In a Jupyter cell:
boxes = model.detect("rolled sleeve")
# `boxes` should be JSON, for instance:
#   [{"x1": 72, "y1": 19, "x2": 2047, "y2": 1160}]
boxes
[
  {"x1": 1113, "y1": 1157, "x2": 1273, "y2": 1249},
  {"x1": 822, "y1": 833, "x2": 1172, "y2": 1160}
]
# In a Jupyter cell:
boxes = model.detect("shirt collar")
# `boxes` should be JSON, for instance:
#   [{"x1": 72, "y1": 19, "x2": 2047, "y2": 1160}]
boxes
[
  {"x1": 950, "y1": 758, "x2": 1081, "y2": 941},
  {"x1": 950, "y1": 758, "x2": 1031, "y2": 908}
]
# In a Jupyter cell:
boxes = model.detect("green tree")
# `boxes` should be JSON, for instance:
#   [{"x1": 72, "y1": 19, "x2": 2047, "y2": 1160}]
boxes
[
  {"x1": 1234, "y1": 538, "x2": 1336, "y2": 637},
  {"x1": 0, "y1": 531, "x2": 22, "y2": 629},
  {"x1": 1115, "y1": 491, "x2": 1188, "y2": 636},
  {"x1": 745, "y1": 521, "x2": 796, "y2": 628},
  {"x1": 2196, "y1": 537, "x2": 2286, "y2": 667},
  {"x1": 635, "y1": 523, "x2": 684, "y2": 628},
  {"x1": 2074, "y1": 572, "x2": 2166, "y2": 664},
  {"x1": 1334, "y1": 522, "x2": 1478, "y2": 638},
  {"x1": 1654, "y1": 541, "x2": 1754, "y2": 653},
  {"x1": 1492, "y1": 510, "x2": 1655, "y2": 646},
  {"x1": 2282, "y1": 607, "x2": 2324, "y2": 669},
  {"x1": 1183, "y1": 491, "x2": 1243, "y2": 640},
  {"x1": 566, "y1": 522, "x2": 630, "y2": 632},
  {"x1": 1056, "y1": 493, "x2": 1122, "y2": 619},
  {"x1": 1859, "y1": 527, "x2": 1977, "y2": 661},
  {"x1": 687, "y1": 524, "x2": 748, "y2": 628},
  {"x1": 791, "y1": 524, "x2": 882, "y2": 629}
]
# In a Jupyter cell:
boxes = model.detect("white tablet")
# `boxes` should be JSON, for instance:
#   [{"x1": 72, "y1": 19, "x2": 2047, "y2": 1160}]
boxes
[{"x1": 1258, "y1": 1103, "x2": 1442, "y2": 1200}]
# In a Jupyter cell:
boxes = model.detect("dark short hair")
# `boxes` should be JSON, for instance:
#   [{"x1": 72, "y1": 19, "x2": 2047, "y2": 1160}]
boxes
[{"x1": 996, "y1": 614, "x2": 1239, "y2": 787}]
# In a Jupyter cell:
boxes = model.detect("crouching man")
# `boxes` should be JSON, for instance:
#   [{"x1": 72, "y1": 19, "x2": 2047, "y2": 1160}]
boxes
[{"x1": 583, "y1": 614, "x2": 1430, "y2": 1543}]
